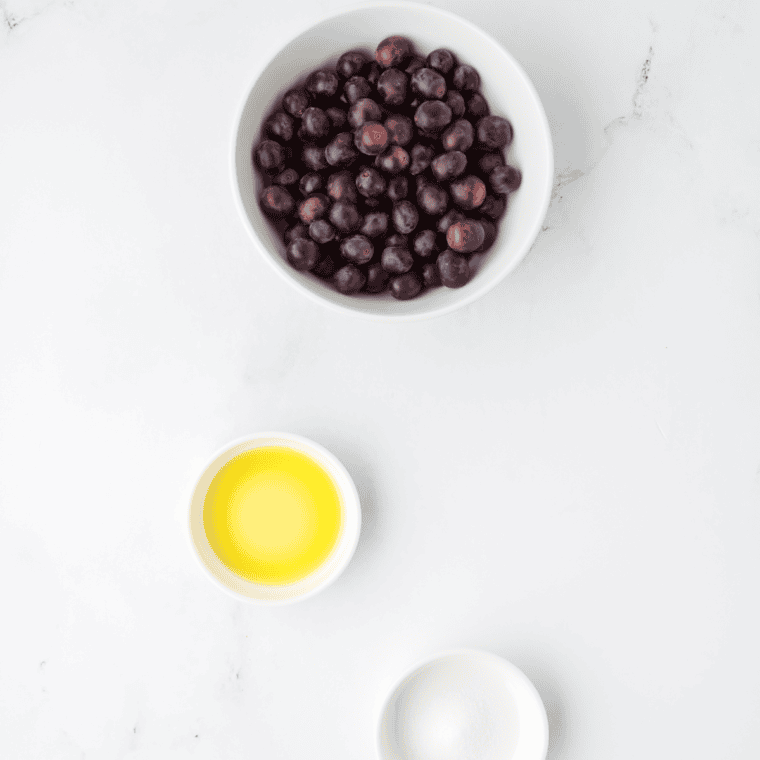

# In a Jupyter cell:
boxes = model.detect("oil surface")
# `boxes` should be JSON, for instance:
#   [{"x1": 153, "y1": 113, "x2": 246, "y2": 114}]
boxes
[{"x1": 203, "y1": 446, "x2": 343, "y2": 585}]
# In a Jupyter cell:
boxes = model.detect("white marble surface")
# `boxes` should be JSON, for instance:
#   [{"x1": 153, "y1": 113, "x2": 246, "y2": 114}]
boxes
[{"x1": 1, "y1": 0, "x2": 759, "y2": 757}]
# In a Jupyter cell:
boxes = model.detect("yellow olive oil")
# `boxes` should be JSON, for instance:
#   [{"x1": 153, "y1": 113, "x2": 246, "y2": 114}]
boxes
[{"x1": 203, "y1": 446, "x2": 343, "y2": 585}]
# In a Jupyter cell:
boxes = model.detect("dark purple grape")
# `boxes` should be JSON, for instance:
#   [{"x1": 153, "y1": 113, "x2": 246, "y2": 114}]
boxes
[
  {"x1": 356, "y1": 166, "x2": 387, "y2": 197},
  {"x1": 309, "y1": 219, "x2": 336, "y2": 244},
  {"x1": 301, "y1": 144, "x2": 328, "y2": 171},
  {"x1": 329, "y1": 201, "x2": 362, "y2": 234},
  {"x1": 326, "y1": 170, "x2": 358, "y2": 203},
  {"x1": 416, "y1": 183, "x2": 448, "y2": 216},
  {"x1": 427, "y1": 48, "x2": 456, "y2": 75},
  {"x1": 325, "y1": 132, "x2": 358, "y2": 166},
  {"x1": 452, "y1": 64, "x2": 480, "y2": 92},
  {"x1": 413, "y1": 229, "x2": 438, "y2": 258},
  {"x1": 375, "y1": 145, "x2": 410, "y2": 174},
  {"x1": 437, "y1": 249, "x2": 470, "y2": 287},
  {"x1": 253, "y1": 140, "x2": 285, "y2": 173},
  {"x1": 361, "y1": 211, "x2": 389, "y2": 238},
  {"x1": 273, "y1": 167, "x2": 299, "y2": 186},
  {"x1": 477, "y1": 115, "x2": 513, "y2": 149},
  {"x1": 282, "y1": 88, "x2": 310, "y2": 118},
  {"x1": 365, "y1": 262, "x2": 390, "y2": 293},
  {"x1": 348, "y1": 98, "x2": 384, "y2": 129},
  {"x1": 390, "y1": 272, "x2": 422, "y2": 299},
  {"x1": 286, "y1": 238, "x2": 320, "y2": 271},
  {"x1": 489, "y1": 165, "x2": 522, "y2": 194},
  {"x1": 392, "y1": 200, "x2": 419, "y2": 234},
  {"x1": 340, "y1": 234, "x2": 374, "y2": 264},
  {"x1": 297, "y1": 193, "x2": 330, "y2": 224},
  {"x1": 306, "y1": 69, "x2": 339, "y2": 100},
  {"x1": 265, "y1": 111, "x2": 294, "y2": 142},
  {"x1": 384, "y1": 115, "x2": 413, "y2": 146},
  {"x1": 441, "y1": 119, "x2": 474, "y2": 152},
  {"x1": 375, "y1": 36, "x2": 412, "y2": 68},
  {"x1": 344, "y1": 76, "x2": 372, "y2": 104},
  {"x1": 259, "y1": 185, "x2": 294, "y2": 217},
  {"x1": 377, "y1": 68, "x2": 408, "y2": 106},
  {"x1": 414, "y1": 100, "x2": 453, "y2": 132},
  {"x1": 386, "y1": 176, "x2": 408, "y2": 202},
  {"x1": 299, "y1": 172, "x2": 323, "y2": 197},
  {"x1": 337, "y1": 50, "x2": 370, "y2": 79},
  {"x1": 430, "y1": 151, "x2": 467, "y2": 181},
  {"x1": 333, "y1": 264, "x2": 366, "y2": 294},
  {"x1": 445, "y1": 91, "x2": 466, "y2": 118},
  {"x1": 409, "y1": 144, "x2": 435, "y2": 175},
  {"x1": 446, "y1": 220, "x2": 485, "y2": 252},
  {"x1": 437, "y1": 208, "x2": 466, "y2": 234},
  {"x1": 411, "y1": 68, "x2": 447, "y2": 100},
  {"x1": 381, "y1": 245, "x2": 414, "y2": 273},
  {"x1": 450, "y1": 175, "x2": 487, "y2": 210}
]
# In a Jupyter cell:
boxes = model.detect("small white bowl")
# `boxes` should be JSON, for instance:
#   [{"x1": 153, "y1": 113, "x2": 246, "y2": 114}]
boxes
[
  {"x1": 188, "y1": 432, "x2": 361, "y2": 604},
  {"x1": 231, "y1": 1, "x2": 553, "y2": 322},
  {"x1": 377, "y1": 649, "x2": 549, "y2": 760}
]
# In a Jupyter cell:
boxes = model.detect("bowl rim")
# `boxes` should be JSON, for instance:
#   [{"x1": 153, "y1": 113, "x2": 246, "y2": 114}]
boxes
[
  {"x1": 186, "y1": 431, "x2": 362, "y2": 605},
  {"x1": 230, "y1": 0, "x2": 554, "y2": 322},
  {"x1": 375, "y1": 647, "x2": 550, "y2": 760}
]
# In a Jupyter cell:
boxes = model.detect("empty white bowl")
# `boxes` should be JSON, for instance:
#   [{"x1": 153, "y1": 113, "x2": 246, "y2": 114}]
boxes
[
  {"x1": 231, "y1": 1, "x2": 553, "y2": 321},
  {"x1": 188, "y1": 432, "x2": 361, "y2": 604},
  {"x1": 377, "y1": 649, "x2": 549, "y2": 760}
]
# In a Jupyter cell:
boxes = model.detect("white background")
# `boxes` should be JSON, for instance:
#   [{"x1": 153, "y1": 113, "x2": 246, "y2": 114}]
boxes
[{"x1": 1, "y1": 0, "x2": 759, "y2": 757}]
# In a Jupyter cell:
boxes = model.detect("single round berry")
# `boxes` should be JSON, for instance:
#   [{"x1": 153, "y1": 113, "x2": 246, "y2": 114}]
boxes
[
  {"x1": 414, "y1": 100, "x2": 453, "y2": 132},
  {"x1": 478, "y1": 219, "x2": 498, "y2": 252},
  {"x1": 301, "y1": 107, "x2": 331, "y2": 140},
  {"x1": 306, "y1": 69, "x2": 339, "y2": 100},
  {"x1": 355, "y1": 122, "x2": 390, "y2": 155},
  {"x1": 325, "y1": 132, "x2": 358, "y2": 166},
  {"x1": 441, "y1": 119, "x2": 474, "y2": 151},
  {"x1": 329, "y1": 201, "x2": 362, "y2": 234},
  {"x1": 348, "y1": 98, "x2": 383, "y2": 129},
  {"x1": 375, "y1": 36, "x2": 412, "y2": 68},
  {"x1": 421, "y1": 261, "x2": 442, "y2": 288},
  {"x1": 259, "y1": 185, "x2": 294, "y2": 217},
  {"x1": 446, "y1": 91, "x2": 466, "y2": 118},
  {"x1": 344, "y1": 76, "x2": 371, "y2": 104},
  {"x1": 450, "y1": 175, "x2": 487, "y2": 210},
  {"x1": 361, "y1": 211, "x2": 389, "y2": 238},
  {"x1": 466, "y1": 93, "x2": 489, "y2": 118},
  {"x1": 377, "y1": 68, "x2": 408, "y2": 106},
  {"x1": 299, "y1": 172, "x2": 323, "y2": 197},
  {"x1": 301, "y1": 144, "x2": 328, "y2": 171},
  {"x1": 437, "y1": 249, "x2": 470, "y2": 287},
  {"x1": 416, "y1": 183, "x2": 448, "y2": 216},
  {"x1": 446, "y1": 220, "x2": 485, "y2": 252},
  {"x1": 452, "y1": 64, "x2": 480, "y2": 92},
  {"x1": 286, "y1": 238, "x2": 320, "y2": 271},
  {"x1": 381, "y1": 245, "x2": 414, "y2": 273},
  {"x1": 427, "y1": 48, "x2": 456, "y2": 75},
  {"x1": 477, "y1": 115, "x2": 513, "y2": 149},
  {"x1": 365, "y1": 262, "x2": 390, "y2": 293},
  {"x1": 386, "y1": 175, "x2": 408, "y2": 202},
  {"x1": 411, "y1": 68, "x2": 447, "y2": 100},
  {"x1": 375, "y1": 145, "x2": 410, "y2": 174},
  {"x1": 413, "y1": 229, "x2": 438, "y2": 258},
  {"x1": 384, "y1": 115, "x2": 414, "y2": 146},
  {"x1": 431, "y1": 150, "x2": 467, "y2": 182},
  {"x1": 284, "y1": 222, "x2": 309, "y2": 243},
  {"x1": 254, "y1": 140, "x2": 285, "y2": 173},
  {"x1": 356, "y1": 166, "x2": 387, "y2": 197},
  {"x1": 480, "y1": 194, "x2": 507, "y2": 220},
  {"x1": 392, "y1": 200, "x2": 419, "y2": 234},
  {"x1": 478, "y1": 152, "x2": 505, "y2": 174},
  {"x1": 390, "y1": 272, "x2": 422, "y2": 300},
  {"x1": 489, "y1": 165, "x2": 522, "y2": 194},
  {"x1": 409, "y1": 144, "x2": 435, "y2": 175},
  {"x1": 265, "y1": 111, "x2": 294, "y2": 142},
  {"x1": 309, "y1": 219, "x2": 336, "y2": 244},
  {"x1": 282, "y1": 88, "x2": 310, "y2": 118},
  {"x1": 273, "y1": 167, "x2": 299, "y2": 186},
  {"x1": 340, "y1": 234, "x2": 374, "y2": 265},
  {"x1": 298, "y1": 193, "x2": 330, "y2": 224},
  {"x1": 337, "y1": 50, "x2": 370, "y2": 79},
  {"x1": 326, "y1": 170, "x2": 358, "y2": 203},
  {"x1": 333, "y1": 264, "x2": 366, "y2": 294}
]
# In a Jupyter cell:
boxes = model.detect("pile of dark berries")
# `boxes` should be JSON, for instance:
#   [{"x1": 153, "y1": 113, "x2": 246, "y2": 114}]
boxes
[{"x1": 253, "y1": 36, "x2": 521, "y2": 300}]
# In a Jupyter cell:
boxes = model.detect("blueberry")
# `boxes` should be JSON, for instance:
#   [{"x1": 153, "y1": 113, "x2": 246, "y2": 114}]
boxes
[
  {"x1": 365, "y1": 262, "x2": 390, "y2": 293},
  {"x1": 356, "y1": 166, "x2": 387, "y2": 197},
  {"x1": 361, "y1": 211, "x2": 389, "y2": 237},
  {"x1": 326, "y1": 170, "x2": 358, "y2": 203},
  {"x1": 450, "y1": 175, "x2": 487, "y2": 210},
  {"x1": 467, "y1": 93, "x2": 489, "y2": 118},
  {"x1": 392, "y1": 200, "x2": 419, "y2": 234},
  {"x1": 413, "y1": 229, "x2": 438, "y2": 258},
  {"x1": 344, "y1": 76, "x2": 371, "y2": 104},
  {"x1": 384, "y1": 115, "x2": 414, "y2": 146},
  {"x1": 409, "y1": 144, "x2": 435, "y2": 175},
  {"x1": 375, "y1": 36, "x2": 412, "y2": 68},
  {"x1": 421, "y1": 261, "x2": 441, "y2": 287},
  {"x1": 282, "y1": 89, "x2": 310, "y2": 118},
  {"x1": 309, "y1": 219, "x2": 336, "y2": 244},
  {"x1": 411, "y1": 68, "x2": 447, "y2": 100},
  {"x1": 427, "y1": 49, "x2": 456, "y2": 75},
  {"x1": 446, "y1": 220, "x2": 485, "y2": 252},
  {"x1": 386, "y1": 175, "x2": 408, "y2": 201},
  {"x1": 340, "y1": 234, "x2": 374, "y2": 264},
  {"x1": 301, "y1": 107, "x2": 331, "y2": 139},
  {"x1": 265, "y1": 111, "x2": 294, "y2": 142},
  {"x1": 286, "y1": 237, "x2": 320, "y2": 271},
  {"x1": 254, "y1": 140, "x2": 285, "y2": 173},
  {"x1": 259, "y1": 185, "x2": 294, "y2": 217},
  {"x1": 477, "y1": 115, "x2": 513, "y2": 149},
  {"x1": 441, "y1": 119, "x2": 474, "y2": 152},
  {"x1": 301, "y1": 144, "x2": 328, "y2": 171},
  {"x1": 355, "y1": 122, "x2": 390, "y2": 156},
  {"x1": 326, "y1": 107, "x2": 347, "y2": 129},
  {"x1": 333, "y1": 264, "x2": 366, "y2": 294},
  {"x1": 273, "y1": 167, "x2": 299, "y2": 186},
  {"x1": 299, "y1": 172, "x2": 323, "y2": 197},
  {"x1": 348, "y1": 98, "x2": 384, "y2": 129},
  {"x1": 325, "y1": 132, "x2": 358, "y2": 166},
  {"x1": 478, "y1": 152, "x2": 505, "y2": 174},
  {"x1": 375, "y1": 145, "x2": 410, "y2": 174},
  {"x1": 452, "y1": 64, "x2": 480, "y2": 92},
  {"x1": 437, "y1": 208, "x2": 466, "y2": 234},
  {"x1": 437, "y1": 249, "x2": 470, "y2": 287},
  {"x1": 390, "y1": 272, "x2": 422, "y2": 299},
  {"x1": 416, "y1": 183, "x2": 448, "y2": 216},
  {"x1": 430, "y1": 150, "x2": 467, "y2": 181},
  {"x1": 477, "y1": 219, "x2": 498, "y2": 251},
  {"x1": 381, "y1": 245, "x2": 414, "y2": 273},
  {"x1": 377, "y1": 68, "x2": 408, "y2": 106},
  {"x1": 337, "y1": 50, "x2": 370, "y2": 79},
  {"x1": 329, "y1": 201, "x2": 362, "y2": 234},
  {"x1": 489, "y1": 165, "x2": 521, "y2": 194},
  {"x1": 284, "y1": 222, "x2": 309, "y2": 243},
  {"x1": 479, "y1": 194, "x2": 506, "y2": 220},
  {"x1": 298, "y1": 193, "x2": 330, "y2": 224},
  {"x1": 445, "y1": 91, "x2": 466, "y2": 118},
  {"x1": 414, "y1": 100, "x2": 453, "y2": 132},
  {"x1": 306, "y1": 69, "x2": 340, "y2": 100}
]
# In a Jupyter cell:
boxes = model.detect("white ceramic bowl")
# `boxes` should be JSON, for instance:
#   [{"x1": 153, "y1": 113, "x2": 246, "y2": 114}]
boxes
[
  {"x1": 232, "y1": 1, "x2": 553, "y2": 321},
  {"x1": 377, "y1": 649, "x2": 549, "y2": 760},
  {"x1": 188, "y1": 432, "x2": 361, "y2": 604}
]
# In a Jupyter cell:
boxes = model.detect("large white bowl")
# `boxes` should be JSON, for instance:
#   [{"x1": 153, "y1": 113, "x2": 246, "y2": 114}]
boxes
[
  {"x1": 377, "y1": 649, "x2": 549, "y2": 760},
  {"x1": 232, "y1": 1, "x2": 553, "y2": 321}
]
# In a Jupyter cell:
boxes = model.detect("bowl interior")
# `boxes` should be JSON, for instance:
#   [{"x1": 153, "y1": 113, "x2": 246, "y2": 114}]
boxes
[
  {"x1": 188, "y1": 434, "x2": 360, "y2": 603},
  {"x1": 233, "y1": 3, "x2": 553, "y2": 320},
  {"x1": 378, "y1": 650, "x2": 548, "y2": 760}
]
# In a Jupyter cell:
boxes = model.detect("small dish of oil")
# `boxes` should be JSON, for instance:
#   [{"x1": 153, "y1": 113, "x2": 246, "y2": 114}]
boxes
[{"x1": 188, "y1": 433, "x2": 361, "y2": 603}]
